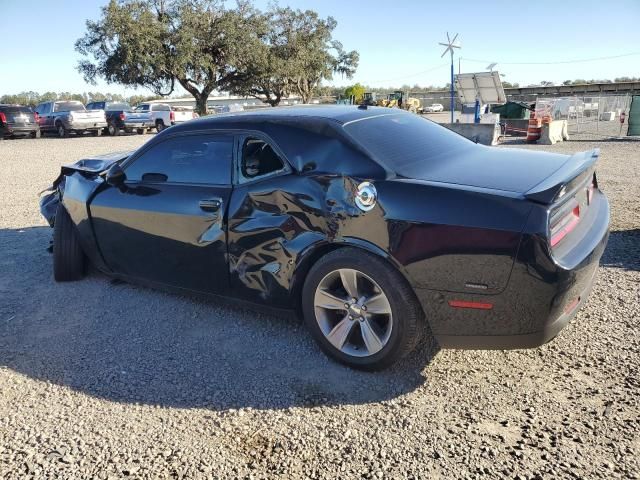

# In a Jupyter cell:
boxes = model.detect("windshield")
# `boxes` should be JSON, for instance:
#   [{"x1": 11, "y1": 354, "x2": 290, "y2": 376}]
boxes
[
  {"x1": 54, "y1": 102, "x2": 85, "y2": 112},
  {"x1": 344, "y1": 113, "x2": 474, "y2": 176}
]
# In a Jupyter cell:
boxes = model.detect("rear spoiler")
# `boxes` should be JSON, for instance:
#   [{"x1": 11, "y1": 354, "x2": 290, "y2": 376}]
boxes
[{"x1": 524, "y1": 149, "x2": 599, "y2": 205}]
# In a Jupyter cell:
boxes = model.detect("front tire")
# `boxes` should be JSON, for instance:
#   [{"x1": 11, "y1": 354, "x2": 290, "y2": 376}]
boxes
[
  {"x1": 302, "y1": 248, "x2": 424, "y2": 371},
  {"x1": 53, "y1": 206, "x2": 86, "y2": 282}
]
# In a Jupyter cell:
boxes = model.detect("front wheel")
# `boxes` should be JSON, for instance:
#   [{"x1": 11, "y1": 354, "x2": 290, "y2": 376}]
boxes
[
  {"x1": 302, "y1": 248, "x2": 424, "y2": 371},
  {"x1": 53, "y1": 206, "x2": 86, "y2": 281}
]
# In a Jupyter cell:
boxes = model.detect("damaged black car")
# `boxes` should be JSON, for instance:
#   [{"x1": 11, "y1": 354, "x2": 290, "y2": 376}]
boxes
[{"x1": 40, "y1": 106, "x2": 609, "y2": 370}]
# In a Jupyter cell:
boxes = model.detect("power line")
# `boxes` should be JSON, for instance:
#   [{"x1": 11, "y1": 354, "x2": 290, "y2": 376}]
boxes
[{"x1": 461, "y1": 51, "x2": 640, "y2": 66}]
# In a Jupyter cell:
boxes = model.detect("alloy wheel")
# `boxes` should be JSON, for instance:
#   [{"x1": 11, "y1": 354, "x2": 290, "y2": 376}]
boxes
[{"x1": 313, "y1": 268, "x2": 393, "y2": 357}]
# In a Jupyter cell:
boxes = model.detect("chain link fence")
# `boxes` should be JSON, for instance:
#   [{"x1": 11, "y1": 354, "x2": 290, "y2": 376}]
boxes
[{"x1": 535, "y1": 95, "x2": 631, "y2": 138}]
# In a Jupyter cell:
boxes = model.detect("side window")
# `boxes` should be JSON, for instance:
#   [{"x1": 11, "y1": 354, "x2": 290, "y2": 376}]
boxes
[
  {"x1": 124, "y1": 135, "x2": 233, "y2": 185},
  {"x1": 240, "y1": 137, "x2": 286, "y2": 182}
]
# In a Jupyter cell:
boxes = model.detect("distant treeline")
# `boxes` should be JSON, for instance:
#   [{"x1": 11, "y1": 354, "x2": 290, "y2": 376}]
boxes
[{"x1": 0, "y1": 91, "x2": 163, "y2": 108}]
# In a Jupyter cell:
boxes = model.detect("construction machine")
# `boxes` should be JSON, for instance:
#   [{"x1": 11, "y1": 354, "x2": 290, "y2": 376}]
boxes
[{"x1": 377, "y1": 91, "x2": 421, "y2": 113}]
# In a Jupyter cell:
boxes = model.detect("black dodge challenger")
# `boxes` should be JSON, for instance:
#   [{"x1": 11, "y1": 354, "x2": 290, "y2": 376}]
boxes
[{"x1": 40, "y1": 106, "x2": 610, "y2": 370}]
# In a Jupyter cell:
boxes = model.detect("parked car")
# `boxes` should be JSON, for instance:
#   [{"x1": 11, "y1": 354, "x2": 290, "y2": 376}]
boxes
[
  {"x1": 40, "y1": 106, "x2": 609, "y2": 371},
  {"x1": 86, "y1": 101, "x2": 154, "y2": 136},
  {"x1": 424, "y1": 103, "x2": 444, "y2": 113},
  {"x1": 133, "y1": 103, "x2": 196, "y2": 132},
  {"x1": 0, "y1": 104, "x2": 40, "y2": 140},
  {"x1": 34, "y1": 101, "x2": 107, "y2": 138}
]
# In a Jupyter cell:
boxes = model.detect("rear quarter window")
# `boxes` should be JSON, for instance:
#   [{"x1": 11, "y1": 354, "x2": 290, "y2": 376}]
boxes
[{"x1": 343, "y1": 113, "x2": 474, "y2": 176}]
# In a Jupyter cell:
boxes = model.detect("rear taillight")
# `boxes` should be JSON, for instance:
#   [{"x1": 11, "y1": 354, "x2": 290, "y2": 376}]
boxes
[
  {"x1": 0, "y1": 112, "x2": 6, "y2": 124},
  {"x1": 170, "y1": 111, "x2": 175, "y2": 121},
  {"x1": 550, "y1": 204, "x2": 580, "y2": 247},
  {"x1": 119, "y1": 112, "x2": 125, "y2": 121},
  {"x1": 34, "y1": 112, "x2": 40, "y2": 123}
]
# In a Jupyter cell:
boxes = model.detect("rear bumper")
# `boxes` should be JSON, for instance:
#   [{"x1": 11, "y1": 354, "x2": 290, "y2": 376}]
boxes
[
  {"x1": 123, "y1": 120, "x2": 152, "y2": 128},
  {"x1": 65, "y1": 120, "x2": 108, "y2": 130},
  {"x1": 434, "y1": 264, "x2": 599, "y2": 349},
  {"x1": 418, "y1": 192, "x2": 610, "y2": 350},
  {"x1": 1, "y1": 125, "x2": 39, "y2": 137}
]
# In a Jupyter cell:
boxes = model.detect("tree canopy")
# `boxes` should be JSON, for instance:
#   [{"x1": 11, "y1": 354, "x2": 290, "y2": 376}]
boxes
[{"x1": 76, "y1": 0, "x2": 358, "y2": 112}]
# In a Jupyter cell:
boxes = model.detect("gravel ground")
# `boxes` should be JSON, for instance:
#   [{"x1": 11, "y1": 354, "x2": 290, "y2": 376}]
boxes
[{"x1": 0, "y1": 132, "x2": 638, "y2": 479}]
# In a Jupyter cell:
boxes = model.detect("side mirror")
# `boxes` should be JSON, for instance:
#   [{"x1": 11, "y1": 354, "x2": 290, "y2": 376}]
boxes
[{"x1": 106, "y1": 163, "x2": 126, "y2": 187}]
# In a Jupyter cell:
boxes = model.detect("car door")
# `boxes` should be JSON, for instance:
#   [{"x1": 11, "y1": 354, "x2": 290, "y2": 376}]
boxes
[
  {"x1": 89, "y1": 132, "x2": 235, "y2": 294},
  {"x1": 227, "y1": 134, "x2": 303, "y2": 305}
]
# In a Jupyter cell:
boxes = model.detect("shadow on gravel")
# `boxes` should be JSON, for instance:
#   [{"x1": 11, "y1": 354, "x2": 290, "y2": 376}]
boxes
[
  {"x1": 601, "y1": 229, "x2": 640, "y2": 272},
  {"x1": 0, "y1": 226, "x2": 438, "y2": 411}
]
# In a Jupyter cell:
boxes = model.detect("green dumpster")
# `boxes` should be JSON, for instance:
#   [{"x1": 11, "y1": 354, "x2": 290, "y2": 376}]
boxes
[{"x1": 628, "y1": 96, "x2": 640, "y2": 136}]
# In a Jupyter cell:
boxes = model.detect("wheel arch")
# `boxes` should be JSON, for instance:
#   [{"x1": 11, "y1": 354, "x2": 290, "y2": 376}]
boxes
[{"x1": 289, "y1": 237, "x2": 416, "y2": 317}]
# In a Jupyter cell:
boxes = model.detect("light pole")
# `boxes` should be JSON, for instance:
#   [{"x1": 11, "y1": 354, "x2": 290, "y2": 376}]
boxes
[{"x1": 439, "y1": 33, "x2": 460, "y2": 123}]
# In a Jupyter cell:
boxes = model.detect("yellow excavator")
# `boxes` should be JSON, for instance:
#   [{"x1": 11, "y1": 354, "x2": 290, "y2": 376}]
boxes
[{"x1": 377, "y1": 91, "x2": 421, "y2": 113}]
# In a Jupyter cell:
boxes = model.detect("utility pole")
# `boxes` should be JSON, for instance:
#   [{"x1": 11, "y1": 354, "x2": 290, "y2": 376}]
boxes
[{"x1": 439, "y1": 33, "x2": 461, "y2": 123}]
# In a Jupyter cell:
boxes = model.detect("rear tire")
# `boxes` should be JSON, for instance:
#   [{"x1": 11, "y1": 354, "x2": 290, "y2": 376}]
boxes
[
  {"x1": 137, "y1": 128, "x2": 147, "y2": 135},
  {"x1": 302, "y1": 248, "x2": 424, "y2": 371},
  {"x1": 107, "y1": 123, "x2": 120, "y2": 136},
  {"x1": 56, "y1": 123, "x2": 68, "y2": 138},
  {"x1": 53, "y1": 206, "x2": 86, "y2": 282},
  {"x1": 155, "y1": 120, "x2": 165, "y2": 133}
]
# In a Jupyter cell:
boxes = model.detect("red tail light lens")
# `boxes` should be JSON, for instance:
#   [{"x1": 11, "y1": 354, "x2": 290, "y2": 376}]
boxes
[
  {"x1": 34, "y1": 112, "x2": 40, "y2": 123},
  {"x1": 0, "y1": 112, "x2": 6, "y2": 124},
  {"x1": 170, "y1": 111, "x2": 175, "y2": 121},
  {"x1": 550, "y1": 205, "x2": 580, "y2": 247},
  {"x1": 119, "y1": 112, "x2": 125, "y2": 121}
]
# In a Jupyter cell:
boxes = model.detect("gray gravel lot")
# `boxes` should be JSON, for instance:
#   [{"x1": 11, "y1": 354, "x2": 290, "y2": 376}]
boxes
[{"x1": 0, "y1": 132, "x2": 638, "y2": 479}]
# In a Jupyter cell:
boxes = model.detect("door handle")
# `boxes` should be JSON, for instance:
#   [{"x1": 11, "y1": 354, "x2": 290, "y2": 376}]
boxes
[{"x1": 199, "y1": 198, "x2": 222, "y2": 212}]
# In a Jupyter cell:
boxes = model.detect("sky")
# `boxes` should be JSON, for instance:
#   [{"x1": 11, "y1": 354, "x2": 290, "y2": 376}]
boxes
[{"x1": 1, "y1": 0, "x2": 639, "y2": 97}]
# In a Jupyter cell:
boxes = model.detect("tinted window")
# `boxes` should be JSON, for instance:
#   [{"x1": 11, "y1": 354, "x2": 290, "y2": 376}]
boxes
[
  {"x1": 240, "y1": 138, "x2": 285, "y2": 181},
  {"x1": 53, "y1": 102, "x2": 85, "y2": 112},
  {"x1": 35, "y1": 103, "x2": 49, "y2": 114},
  {"x1": 106, "y1": 102, "x2": 131, "y2": 111},
  {"x1": 134, "y1": 104, "x2": 150, "y2": 112},
  {"x1": 344, "y1": 113, "x2": 474, "y2": 176},
  {"x1": 125, "y1": 135, "x2": 233, "y2": 185},
  {"x1": 1, "y1": 106, "x2": 32, "y2": 114}
]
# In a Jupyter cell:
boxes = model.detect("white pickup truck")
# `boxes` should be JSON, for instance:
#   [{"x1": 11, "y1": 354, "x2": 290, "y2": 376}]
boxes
[{"x1": 133, "y1": 103, "x2": 196, "y2": 132}]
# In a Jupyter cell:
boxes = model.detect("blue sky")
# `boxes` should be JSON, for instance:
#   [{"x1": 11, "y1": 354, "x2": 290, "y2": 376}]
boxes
[{"x1": 1, "y1": 0, "x2": 639, "y2": 96}]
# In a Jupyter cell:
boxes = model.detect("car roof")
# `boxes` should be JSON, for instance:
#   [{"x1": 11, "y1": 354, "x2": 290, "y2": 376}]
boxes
[{"x1": 184, "y1": 105, "x2": 404, "y2": 128}]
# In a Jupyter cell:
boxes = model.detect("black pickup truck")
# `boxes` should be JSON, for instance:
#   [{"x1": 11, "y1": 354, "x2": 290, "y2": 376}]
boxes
[{"x1": 86, "y1": 101, "x2": 153, "y2": 136}]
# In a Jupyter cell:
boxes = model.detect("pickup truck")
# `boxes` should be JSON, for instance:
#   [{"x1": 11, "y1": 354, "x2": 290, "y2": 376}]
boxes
[
  {"x1": 133, "y1": 103, "x2": 196, "y2": 132},
  {"x1": 34, "y1": 101, "x2": 107, "y2": 137},
  {"x1": 86, "y1": 101, "x2": 154, "y2": 136}
]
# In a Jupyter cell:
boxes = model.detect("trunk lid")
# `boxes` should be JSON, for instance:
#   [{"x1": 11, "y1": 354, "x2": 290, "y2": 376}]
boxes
[
  {"x1": 124, "y1": 110, "x2": 153, "y2": 122},
  {"x1": 171, "y1": 108, "x2": 193, "y2": 123},
  {"x1": 418, "y1": 145, "x2": 572, "y2": 194},
  {"x1": 3, "y1": 106, "x2": 36, "y2": 126}
]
